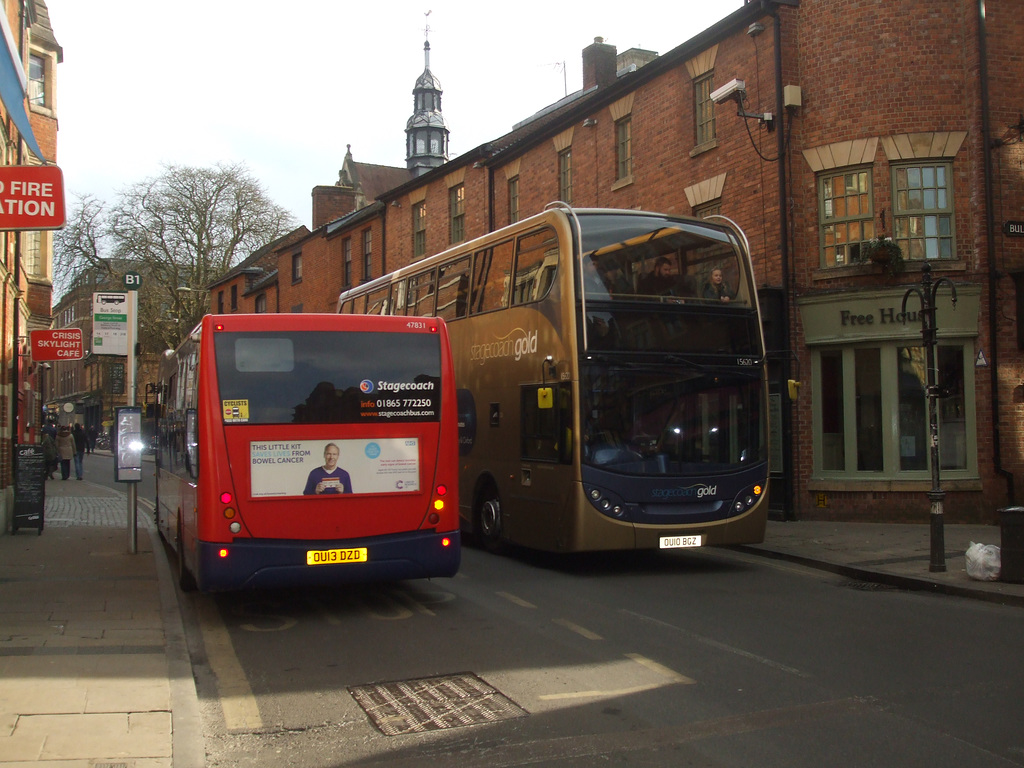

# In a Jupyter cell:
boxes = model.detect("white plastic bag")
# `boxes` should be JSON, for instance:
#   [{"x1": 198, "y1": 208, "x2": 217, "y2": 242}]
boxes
[{"x1": 965, "y1": 542, "x2": 1001, "y2": 581}]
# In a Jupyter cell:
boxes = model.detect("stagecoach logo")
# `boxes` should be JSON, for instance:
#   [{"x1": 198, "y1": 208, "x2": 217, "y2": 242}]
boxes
[
  {"x1": 651, "y1": 483, "x2": 718, "y2": 500},
  {"x1": 470, "y1": 328, "x2": 538, "y2": 364},
  {"x1": 360, "y1": 380, "x2": 375, "y2": 394}
]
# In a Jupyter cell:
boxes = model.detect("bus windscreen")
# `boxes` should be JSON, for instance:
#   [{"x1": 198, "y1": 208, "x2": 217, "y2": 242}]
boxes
[{"x1": 214, "y1": 331, "x2": 442, "y2": 424}]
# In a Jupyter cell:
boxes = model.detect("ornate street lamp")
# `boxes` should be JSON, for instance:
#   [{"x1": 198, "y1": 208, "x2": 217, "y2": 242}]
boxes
[{"x1": 902, "y1": 264, "x2": 958, "y2": 572}]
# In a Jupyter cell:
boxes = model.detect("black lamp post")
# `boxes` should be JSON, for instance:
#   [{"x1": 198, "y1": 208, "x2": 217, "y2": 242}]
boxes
[{"x1": 901, "y1": 263, "x2": 958, "y2": 572}]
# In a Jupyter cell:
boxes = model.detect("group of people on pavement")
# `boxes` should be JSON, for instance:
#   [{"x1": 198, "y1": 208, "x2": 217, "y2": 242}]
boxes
[{"x1": 39, "y1": 422, "x2": 96, "y2": 481}]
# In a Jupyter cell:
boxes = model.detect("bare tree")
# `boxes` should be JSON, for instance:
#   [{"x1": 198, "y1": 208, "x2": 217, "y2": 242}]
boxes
[
  {"x1": 52, "y1": 193, "x2": 113, "y2": 298},
  {"x1": 54, "y1": 162, "x2": 297, "y2": 351}
]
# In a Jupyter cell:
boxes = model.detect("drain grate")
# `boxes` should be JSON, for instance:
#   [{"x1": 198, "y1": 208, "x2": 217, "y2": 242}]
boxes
[{"x1": 349, "y1": 672, "x2": 528, "y2": 736}]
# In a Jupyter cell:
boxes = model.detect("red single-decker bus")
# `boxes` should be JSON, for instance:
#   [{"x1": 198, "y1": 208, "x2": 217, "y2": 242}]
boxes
[{"x1": 155, "y1": 313, "x2": 460, "y2": 591}]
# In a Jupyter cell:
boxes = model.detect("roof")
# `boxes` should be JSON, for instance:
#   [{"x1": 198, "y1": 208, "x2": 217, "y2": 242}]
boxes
[
  {"x1": 207, "y1": 226, "x2": 310, "y2": 289},
  {"x1": 31, "y1": 1, "x2": 62, "y2": 60}
]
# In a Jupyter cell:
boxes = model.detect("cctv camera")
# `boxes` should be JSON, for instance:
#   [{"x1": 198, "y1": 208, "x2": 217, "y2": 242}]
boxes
[{"x1": 710, "y1": 78, "x2": 746, "y2": 105}]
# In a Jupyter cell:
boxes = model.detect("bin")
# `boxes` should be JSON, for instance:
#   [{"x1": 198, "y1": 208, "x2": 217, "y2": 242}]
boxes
[{"x1": 999, "y1": 506, "x2": 1024, "y2": 583}]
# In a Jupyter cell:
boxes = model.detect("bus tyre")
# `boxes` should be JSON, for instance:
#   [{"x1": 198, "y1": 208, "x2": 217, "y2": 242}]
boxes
[
  {"x1": 176, "y1": 519, "x2": 198, "y2": 592},
  {"x1": 477, "y1": 488, "x2": 504, "y2": 553}
]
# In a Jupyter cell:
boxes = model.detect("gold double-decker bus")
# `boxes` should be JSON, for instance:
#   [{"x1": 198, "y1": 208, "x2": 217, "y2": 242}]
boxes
[{"x1": 339, "y1": 204, "x2": 768, "y2": 553}]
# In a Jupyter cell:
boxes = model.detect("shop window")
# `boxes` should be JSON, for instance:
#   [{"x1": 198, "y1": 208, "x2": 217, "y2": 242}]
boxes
[{"x1": 813, "y1": 343, "x2": 971, "y2": 478}]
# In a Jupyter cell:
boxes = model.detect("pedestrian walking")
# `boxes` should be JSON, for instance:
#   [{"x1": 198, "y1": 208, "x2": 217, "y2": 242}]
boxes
[
  {"x1": 56, "y1": 425, "x2": 74, "y2": 480},
  {"x1": 72, "y1": 423, "x2": 87, "y2": 480},
  {"x1": 40, "y1": 429, "x2": 57, "y2": 479},
  {"x1": 86, "y1": 423, "x2": 97, "y2": 454}
]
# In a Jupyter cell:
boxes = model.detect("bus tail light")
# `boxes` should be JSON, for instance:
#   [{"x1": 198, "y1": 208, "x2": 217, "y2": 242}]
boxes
[
  {"x1": 441, "y1": 536, "x2": 451, "y2": 547},
  {"x1": 218, "y1": 548, "x2": 229, "y2": 558}
]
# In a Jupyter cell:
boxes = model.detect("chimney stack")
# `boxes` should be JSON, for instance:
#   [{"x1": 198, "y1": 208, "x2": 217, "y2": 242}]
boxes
[{"x1": 582, "y1": 37, "x2": 617, "y2": 89}]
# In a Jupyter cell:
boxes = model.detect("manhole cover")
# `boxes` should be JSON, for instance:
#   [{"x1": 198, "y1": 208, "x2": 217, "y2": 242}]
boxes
[{"x1": 349, "y1": 672, "x2": 528, "y2": 735}]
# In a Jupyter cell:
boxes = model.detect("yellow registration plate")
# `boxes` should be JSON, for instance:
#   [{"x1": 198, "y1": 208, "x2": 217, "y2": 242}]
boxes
[{"x1": 306, "y1": 547, "x2": 368, "y2": 566}]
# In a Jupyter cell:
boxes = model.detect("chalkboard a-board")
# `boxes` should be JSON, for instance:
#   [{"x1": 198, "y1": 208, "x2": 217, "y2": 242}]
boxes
[{"x1": 14, "y1": 444, "x2": 45, "y2": 534}]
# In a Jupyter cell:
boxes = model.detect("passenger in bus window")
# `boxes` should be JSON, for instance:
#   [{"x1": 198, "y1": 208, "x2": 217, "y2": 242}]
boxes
[
  {"x1": 303, "y1": 442, "x2": 353, "y2": 494},
  {"x1": 639, "y1": 256, "x2": 695, "y2": 299},
  {"x1": 701, "y1": 267, "x2": 733, "y2": 302}
]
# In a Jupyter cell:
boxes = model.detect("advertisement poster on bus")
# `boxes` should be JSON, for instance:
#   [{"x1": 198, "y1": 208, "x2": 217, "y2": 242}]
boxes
[{"x1": 249, "y1": 438, "x2": 420, "y2": 498}]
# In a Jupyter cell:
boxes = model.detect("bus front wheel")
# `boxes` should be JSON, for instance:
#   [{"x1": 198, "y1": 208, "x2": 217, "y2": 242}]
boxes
[{"x1": 476, "y1": 487, "x2": 504, "y2": 553}]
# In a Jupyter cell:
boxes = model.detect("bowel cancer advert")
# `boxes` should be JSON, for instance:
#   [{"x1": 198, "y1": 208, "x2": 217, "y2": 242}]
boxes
[{"x1": 249, "y1": 438, "x2": 420, "y2": 498}]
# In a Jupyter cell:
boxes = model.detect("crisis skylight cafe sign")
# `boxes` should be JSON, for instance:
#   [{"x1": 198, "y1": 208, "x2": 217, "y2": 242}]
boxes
[
  {"x1": 0, "y1": 165, "x2": 65, "y2": 230},
  {"x1": 30, "y1": 328, "x2": 83, "y2": 361}
]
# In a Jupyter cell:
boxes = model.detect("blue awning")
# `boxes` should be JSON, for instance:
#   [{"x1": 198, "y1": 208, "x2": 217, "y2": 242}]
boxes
[{"x1": 0, "y1": 12, "x2": 45, "y2": 163}]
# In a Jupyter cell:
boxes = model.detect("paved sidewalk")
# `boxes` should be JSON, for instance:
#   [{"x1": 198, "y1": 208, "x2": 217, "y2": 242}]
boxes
[
  {"x1": 744, "y1": 518, "x2": 1024, "y2": 607},
  {"x1": 0, "y1": 465, "x2": 202, "y2": 768},
  {"x1": 2, "y1": 462, "x2": 1022, "y2": 767}
]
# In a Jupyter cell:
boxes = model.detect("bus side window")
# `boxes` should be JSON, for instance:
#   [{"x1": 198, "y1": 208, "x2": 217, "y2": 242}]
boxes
[
  {"x1": 437, "y1": 258, "x2": 471, "y2": 321},
  {"x1": 366, "y1": 286, "x2": 390, "y2": 315},
  {"x1": 391, "y1": 279, "x2": 407, "y2": 315},
  {"x1": 513, "y1": 227, "x2": 559, "y2": 305},
  {"x1": 472, "y1": 239, "x2": 513, "y2": 314},
  {"x1": 408, "y1": 270, "x2": 436, "y2": 316}
]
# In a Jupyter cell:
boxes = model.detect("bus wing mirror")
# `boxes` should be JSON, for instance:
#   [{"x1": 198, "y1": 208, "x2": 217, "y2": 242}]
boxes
[{"x1": 537, "y1": 387, "x2": 554, "y2": 410}]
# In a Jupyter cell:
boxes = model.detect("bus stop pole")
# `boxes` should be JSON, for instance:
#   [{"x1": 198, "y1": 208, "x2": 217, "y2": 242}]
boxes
[{"x1": 127, "y1": 289, "x2": 138, "y2": 554}]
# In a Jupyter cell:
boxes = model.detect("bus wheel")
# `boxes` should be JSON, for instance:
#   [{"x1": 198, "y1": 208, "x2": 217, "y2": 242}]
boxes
[
  {"x1": 176, "y1": 518, "x2": 198, "y2": 592},
  {"x1": 477, "y1": 488, "x2": 504, "y2": 553}
]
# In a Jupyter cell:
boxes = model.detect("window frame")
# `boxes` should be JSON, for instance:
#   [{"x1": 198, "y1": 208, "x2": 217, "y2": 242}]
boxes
[
  {"x1": 818, "y1": 167, "x2": 874, "y2": 268},
  {"x1": 508, "y1": 175, "x2": 520, "y2": 224},
  {"x1": 291, "y1": 251, "x2": 303, "y2": 283},
  {"x1": 558, "y1": 148, "x2": 573, "y2": 205},
  {"x1": 412, "y1": 200, "x2": 427, "y2": 258},
  {"x1": 694, "y1": 73, "x2": 716, "y2": 147},
  {"x1": 449, "y1": 183, "x2": 465, "y2": 244},
  {"x1": 615, "y1": 116, "x2": 632, "y2": 181},
  {"x1": 342, "y1": 237, "x2": 352, "y2": 287},
  {"x1": 892, "y1": 161, "x2": 955, "y2": 261},
  {"x1": 362, "y1": 229, "x2": 372, "y2": 281}
]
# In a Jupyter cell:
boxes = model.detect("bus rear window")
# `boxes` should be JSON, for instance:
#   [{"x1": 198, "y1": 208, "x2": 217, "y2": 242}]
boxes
[{"x1": 215, "y1": 331, "x2": 442, "y2": 424}]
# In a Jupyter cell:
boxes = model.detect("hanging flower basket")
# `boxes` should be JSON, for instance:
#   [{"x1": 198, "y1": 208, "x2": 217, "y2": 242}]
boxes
[{"x1": 860, "y1": 236, "x2": 905, "y2": 276}]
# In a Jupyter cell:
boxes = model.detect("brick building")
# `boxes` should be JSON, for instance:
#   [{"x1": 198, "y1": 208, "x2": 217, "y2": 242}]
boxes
[
  {"x1": 211, "y1": 0, "x2": 1024, "y2": 524},
  {"x1": 0, "y1": 0, "x2": 61, "y2": 532}
]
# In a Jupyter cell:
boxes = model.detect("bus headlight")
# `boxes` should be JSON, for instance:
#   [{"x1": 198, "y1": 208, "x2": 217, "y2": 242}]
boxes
[{"x1": 585, "y1": 485, "x2": 627, "y2": 518}]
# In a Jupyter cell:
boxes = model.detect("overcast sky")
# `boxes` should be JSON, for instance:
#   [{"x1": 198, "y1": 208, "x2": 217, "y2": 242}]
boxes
[{"x1": 43, "y1": 1, "x2": 741, "y2": 228}]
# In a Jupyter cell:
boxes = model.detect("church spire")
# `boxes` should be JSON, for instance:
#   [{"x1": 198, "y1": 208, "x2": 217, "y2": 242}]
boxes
[{"x1": 405, "y1": 17, "x2": 449, "y2": 176}]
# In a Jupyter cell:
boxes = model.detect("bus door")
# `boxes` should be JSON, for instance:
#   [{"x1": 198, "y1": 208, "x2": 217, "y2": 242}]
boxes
[{"x1": 514, "y1": 382, "x2": 574, "y2": 548}]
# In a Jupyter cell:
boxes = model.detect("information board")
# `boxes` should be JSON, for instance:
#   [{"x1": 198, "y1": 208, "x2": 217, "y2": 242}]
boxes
[
  {"x1": 93, "y1": 292, "x2": 128, "y2": 355},
  {"x1": 13, "y1": 444, "x2": 45, "y2": 533}
]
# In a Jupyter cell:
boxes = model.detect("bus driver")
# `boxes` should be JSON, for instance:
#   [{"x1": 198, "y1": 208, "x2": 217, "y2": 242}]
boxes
[{"x1": 303, "y1": 442, "x2": 353, "y2": 495}]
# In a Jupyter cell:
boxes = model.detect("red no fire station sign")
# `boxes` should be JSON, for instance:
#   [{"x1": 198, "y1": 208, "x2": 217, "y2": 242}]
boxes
[
  {"x1": 30, "y1": 328, "x2": 84, "y2": 361},
  {"x1": 0, "y1": 165, "x2": 65, "y2": 230}
]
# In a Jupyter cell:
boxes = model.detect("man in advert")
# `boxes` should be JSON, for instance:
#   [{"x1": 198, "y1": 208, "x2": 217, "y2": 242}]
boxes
[{"x1": 303, "y1": 442, "x2": 353, "y2": 495}]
